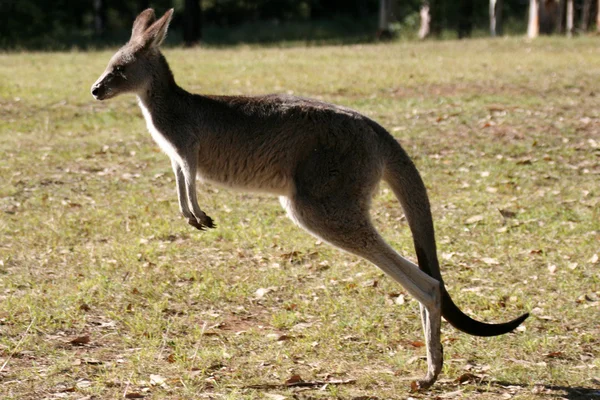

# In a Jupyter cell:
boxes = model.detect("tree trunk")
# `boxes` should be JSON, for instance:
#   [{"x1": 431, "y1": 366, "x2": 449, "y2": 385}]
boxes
[
  {"x1": 377, "y1": 0, "x2": 393, "y2": 39},
  {"x1": 527, "y1": 0, "x2": 539, "y2": 38},
  {"x1": 93, "y1": 0, "x2": 106, "y2": 37},
  {"x1": 539, "y1": 0, "x2": 556, "y2": 34},
  {"x1": 557, "y1": 0, "x2": 566, "y2": 33},
  {"x1": 566, "y1": 0, "x2": 574, "y2": 36},
  {"x1": 597, "y1": 0, "x2": 600, "y2": 33},
  {"x1": 183, "y1": 0, "x2": 202, "y2": 46},
  {"x1": 581, "y1": 0, "x2": 592, "y2": 31},
  {"x1": 418, "y1": 3, "x2": 430, "y2": 39},
  {"x1": 496, "y1": 0, "x2": 503, "y2": 36},
  {"x1": 489, "y1": 0, "x2": 503, "y2": 36}
]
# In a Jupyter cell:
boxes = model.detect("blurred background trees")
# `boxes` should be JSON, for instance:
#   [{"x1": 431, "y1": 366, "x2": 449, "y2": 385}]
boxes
[{"x1": 0, "y1": 0, "x2": 597, "y2": 49}]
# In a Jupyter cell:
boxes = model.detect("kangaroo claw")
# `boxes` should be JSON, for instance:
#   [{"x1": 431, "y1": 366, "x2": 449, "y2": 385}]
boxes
[{"x1": 187, "y1": 215, "x2": 216, "y2": 230}]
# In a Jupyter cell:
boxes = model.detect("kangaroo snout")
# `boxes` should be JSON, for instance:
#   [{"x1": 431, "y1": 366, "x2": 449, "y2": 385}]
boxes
[
  {"x1": 91, "y1": 81, "x2": 108, "y2": 100},
  {"x1": 91, "y1": 84, "x2": 101, "y2": 99}
]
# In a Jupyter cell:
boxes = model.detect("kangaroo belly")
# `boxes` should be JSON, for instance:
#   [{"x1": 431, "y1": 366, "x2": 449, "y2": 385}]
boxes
[{"x1": 196, "y1": 160, "x2": 294, "y2": 196}]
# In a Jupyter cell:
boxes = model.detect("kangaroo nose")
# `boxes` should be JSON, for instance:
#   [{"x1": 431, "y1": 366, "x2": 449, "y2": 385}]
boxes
[{"x1": 91, "y1": 85, "x2": 99, "y2": 96}]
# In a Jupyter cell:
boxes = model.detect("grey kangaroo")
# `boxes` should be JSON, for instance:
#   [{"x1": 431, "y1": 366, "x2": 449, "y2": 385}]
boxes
[{"x1": 91, "y1": 8, "x2": 528, "y2": 389}]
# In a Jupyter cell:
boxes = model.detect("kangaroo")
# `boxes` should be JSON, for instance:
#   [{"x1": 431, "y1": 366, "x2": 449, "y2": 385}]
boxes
[{"x1": 91, "y1": 8, "x2": 528, "y2": 389}]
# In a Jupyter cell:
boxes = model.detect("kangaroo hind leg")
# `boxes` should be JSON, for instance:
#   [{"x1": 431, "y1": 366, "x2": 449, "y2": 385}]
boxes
[{"x1": 282, "y1": 193, "x2": 443, "y2": 388}]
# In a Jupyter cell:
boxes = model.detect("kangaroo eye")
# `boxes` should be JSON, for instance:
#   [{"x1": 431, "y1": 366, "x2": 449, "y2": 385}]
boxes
[{"x1": 115, "y1": 65, "x2": 125, "y2": 73}]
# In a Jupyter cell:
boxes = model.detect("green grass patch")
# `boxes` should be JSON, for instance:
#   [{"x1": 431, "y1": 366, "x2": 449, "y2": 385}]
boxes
[{"x1": 1, "y1": 37, "x2": 599, "y2": 399}]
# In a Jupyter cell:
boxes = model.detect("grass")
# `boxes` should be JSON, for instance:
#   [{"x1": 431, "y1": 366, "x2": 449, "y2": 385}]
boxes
[{"x1": 0, "y1": 37, "x2": 599, "y2": 399}]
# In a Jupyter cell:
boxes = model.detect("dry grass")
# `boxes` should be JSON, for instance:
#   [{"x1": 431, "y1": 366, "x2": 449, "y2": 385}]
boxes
[{"x1": 0, "y1": 37, "x2": 599, "y2": 399}]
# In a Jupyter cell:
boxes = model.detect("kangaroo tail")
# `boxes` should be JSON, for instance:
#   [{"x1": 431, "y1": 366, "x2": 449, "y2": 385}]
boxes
[{"x1": 380, "y1": 132, "x2": 528, "y2": 336}]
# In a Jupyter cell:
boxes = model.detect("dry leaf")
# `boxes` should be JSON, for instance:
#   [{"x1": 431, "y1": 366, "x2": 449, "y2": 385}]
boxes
[
  {"x1": 544, "y1": 351, "x2": 564, "y2": 358},
  {"x1": 150, "y1": 374, "x2": 167, "y2": 388},
  {"x1": 125, "y1": 393, "x2": 145, "y2": 399},
  {"x1": 285, "y1": 374, "x2": 304, "y2": 385},
  {"x1": 76, "y1": 379, "x2": 91, "y2": 389},
  {"x1": 437, "y1": 389, "x2": 464, "y2": 398},
  {"x1": 465, "y1": 215, "x2": 484, "y2": 224},
  {"x1": 585, "y1": 293, "x2": 599, "y2": 302},
  {"x1": 589, "y1": 254, "x2": 599, "y2": 264},
  {"x1": 69, "y1": 335, "x2": 90, "y2": 346},
  {"x1": 265, "y1": 394, "x2": 287, "y2": 400},
  {"x1": 499, "y1": 209, "x2": 517, "y2": 219},
  {"x1": 82, "y1": 358, "x2": 102, "y2": 365},
  {"x1": 516, "y1": 157, "x2": 533, "y2": 165},
  {"x1": 455, "y1": 372, "x2": 482, "y2": 384},
  {"x1": 410, "y1": 380, "x2": 419, "y2": 391},
  {"x1": 410, "y1": 340, "x2": 425, "y2": 348},
  {"x1": 362, "y1": 279, "x2": 378, "y2": 288},
  {"x1": 481, "y1": 257, "x2": 500, "y2": 266},
  {"x1": 255, "y1": 286, "x2": 277, "y2": 299}
]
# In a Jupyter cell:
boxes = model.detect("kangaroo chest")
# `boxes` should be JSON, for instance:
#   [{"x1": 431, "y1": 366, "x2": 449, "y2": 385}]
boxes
[
  {"x1": 138, "y1": 100, "x2": 182, "y2": 164},
  {"x1": 138, "y1": 99, "x2": 293, "y2": 196}
]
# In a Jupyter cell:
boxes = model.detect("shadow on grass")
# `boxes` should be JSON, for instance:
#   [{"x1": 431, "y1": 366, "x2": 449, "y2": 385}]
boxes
[{"x1": 482, "y1": 380, "x2": 600, "y2": 400}]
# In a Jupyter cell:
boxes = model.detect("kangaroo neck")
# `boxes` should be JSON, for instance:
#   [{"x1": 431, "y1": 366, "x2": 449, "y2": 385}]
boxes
[{"x1": 137, "y1": 52, "x2": 185, "y2": 114}]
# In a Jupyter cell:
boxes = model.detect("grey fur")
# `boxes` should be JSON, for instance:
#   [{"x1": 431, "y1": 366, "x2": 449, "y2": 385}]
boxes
[{"x1": 91, "y1": 8, "x2": 527, "y2": 389}]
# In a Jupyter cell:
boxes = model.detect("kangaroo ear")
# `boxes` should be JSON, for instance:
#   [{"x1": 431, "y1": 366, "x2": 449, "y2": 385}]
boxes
[
  {"x1": 131, "y1": 8, "x2": 156, "y2": 40},
  {"x1": 140, "y1": 8, "x2": 174, "y2": 49}
]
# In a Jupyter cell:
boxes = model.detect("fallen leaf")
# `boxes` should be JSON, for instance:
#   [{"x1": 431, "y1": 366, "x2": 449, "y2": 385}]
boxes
[
  {"x1": 76, "y1": 379, "x2": 91, "y2": 389},
  {"x1": 285, "y1": 374, "x2": 304, "y2": 385},
  {"x1": 436, "y1": 389, "x2": 464, "y2": 398},
  {"x1": 516, "y1": 157, "x2": 533, "y2": 165},
  {"x1": 544, "y1": 351, "x2": 564, "y2": 358},
  {"x1": 150, "y1": 374, "x2": 167, "y2": 388},
  {"x1": 585, "y1": 293, "x2": 599, "y2": 302},
  {"x1": 362, "y1": 279, "x2": 378, "y2": 288},
  {"x1": 255, "y1": 287, "x2": 277, "y2": 299},
  {"x1": 481, "y1": 257, "x2": 500, "y2": 266},
  {"x1": 410, "y1": 340, "x2": 425, "y2": 348},
  {"x1": 265, "y1": 394, "x2": 287, "y2": 400},
  {"x1": 465, "y1": 215, "x2": 484, "y2": 224},
  {"x1": 125, "y1": 393, "x2": 145, "y2": 399},
  {"x1": 455, "y1": 373, "x2": 482, "y2": 384},
  {"x1": 498, "y1": 209, "x2": 517, "y2": 219},
  {"x1": 589, "y1": 254, "x2": 599, "y2": 264},
  {"x1": 82, "y1": 358, "x2": 102, "y2": 365},
  {"x1": 69, "y1": 335, "x2": 90, "y2": 346}
]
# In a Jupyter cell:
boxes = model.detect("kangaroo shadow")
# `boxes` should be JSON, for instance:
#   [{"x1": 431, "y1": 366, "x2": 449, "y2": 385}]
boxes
[{"x1": 486, "y1": 380, "x2": 600, "y2": 400}]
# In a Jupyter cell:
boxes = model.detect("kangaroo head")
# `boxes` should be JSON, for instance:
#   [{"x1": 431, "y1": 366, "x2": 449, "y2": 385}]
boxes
[{"x1": 91, "y1": 8, "x2": 173, "y2": 101}]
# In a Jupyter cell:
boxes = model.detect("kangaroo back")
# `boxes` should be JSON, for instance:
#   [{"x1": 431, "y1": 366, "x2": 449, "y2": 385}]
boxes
[{"x1": 378, "y1": 128, "x2": 529, "y2": 336}]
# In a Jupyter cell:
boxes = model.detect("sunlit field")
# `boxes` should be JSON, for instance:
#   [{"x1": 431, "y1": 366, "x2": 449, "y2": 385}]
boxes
[{"x1": 0, "y1": 37, "x2": 599, "y2": 399}]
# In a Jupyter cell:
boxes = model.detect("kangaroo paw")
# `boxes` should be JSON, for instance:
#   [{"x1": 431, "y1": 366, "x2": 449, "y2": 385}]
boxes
[
  {"x1": 187, "y1": 215, "x2": 216, "y2": 230},
  {"x1": 200, "y1": 214, "x2": 216, "y2": 229}
]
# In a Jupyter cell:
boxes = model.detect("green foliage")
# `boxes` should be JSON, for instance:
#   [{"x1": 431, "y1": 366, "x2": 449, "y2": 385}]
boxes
[{"x1": 0, "y1": 0, "x2": 536, "y2": 50}]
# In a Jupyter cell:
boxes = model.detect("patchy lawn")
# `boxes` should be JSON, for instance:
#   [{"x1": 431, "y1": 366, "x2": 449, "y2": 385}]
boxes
[{"x1": 0, "y1": 37, "x2": 599, "y2": 399}]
